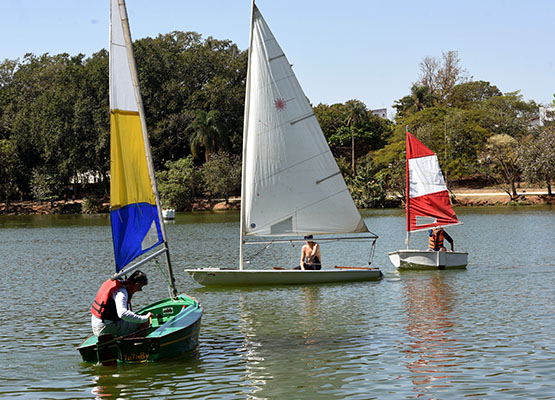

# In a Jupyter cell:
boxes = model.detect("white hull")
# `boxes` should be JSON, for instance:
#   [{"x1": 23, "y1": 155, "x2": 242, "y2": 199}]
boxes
[
  {"x1": 388, "y1": 250, "x2": 468, "y2": 270},
  {"x1": 185, "y1": 268, "x2": 382, "y2": 287}
]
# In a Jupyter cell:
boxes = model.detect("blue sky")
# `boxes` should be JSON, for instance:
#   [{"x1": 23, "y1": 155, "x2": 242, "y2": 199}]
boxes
[{"x1": 2, "y1": 0, "x2": 554, "y2": 118}]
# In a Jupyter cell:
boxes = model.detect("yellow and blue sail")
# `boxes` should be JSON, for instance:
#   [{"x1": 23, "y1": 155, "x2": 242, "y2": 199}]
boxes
[{"x1": 110, "y1": 0, "x2": 162, "y2": 272}]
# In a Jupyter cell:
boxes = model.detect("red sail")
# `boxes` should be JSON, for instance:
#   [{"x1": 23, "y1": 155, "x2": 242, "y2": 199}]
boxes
[{"x1": 406, "y1": 131, "x2": 459, "y2": 232}]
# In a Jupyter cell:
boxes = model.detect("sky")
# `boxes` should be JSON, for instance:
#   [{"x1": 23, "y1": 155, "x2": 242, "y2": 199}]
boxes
[{"x1": 2, "y1": 0, "x2": 554, "y2": 119}]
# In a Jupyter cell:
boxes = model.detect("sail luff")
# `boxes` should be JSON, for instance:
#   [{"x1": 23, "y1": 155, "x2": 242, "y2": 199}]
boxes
[{"x1": 239, "y1": 0, "x2": 257, "y2": 270}]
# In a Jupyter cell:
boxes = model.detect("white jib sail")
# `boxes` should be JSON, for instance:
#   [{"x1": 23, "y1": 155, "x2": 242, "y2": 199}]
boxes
[{"x1": 242, "y1": 6, "x2": 367, "y2": 236}]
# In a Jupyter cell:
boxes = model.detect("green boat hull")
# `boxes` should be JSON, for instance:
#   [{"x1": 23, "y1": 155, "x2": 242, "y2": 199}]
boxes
[{"x1": 78, "y1": 293, "x2": 202, "y2": 364}]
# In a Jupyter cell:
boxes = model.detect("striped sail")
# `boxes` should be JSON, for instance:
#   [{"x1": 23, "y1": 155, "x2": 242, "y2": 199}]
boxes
[
  {"x1": 406, "y1": 130, "x2": 459, "y2": 232},
  {"x1": 241, "y1": 5, "x2": 368, "y2": 237},
  {"x1": 109, "y1": 0, "x2": 163, "y2": 271}
]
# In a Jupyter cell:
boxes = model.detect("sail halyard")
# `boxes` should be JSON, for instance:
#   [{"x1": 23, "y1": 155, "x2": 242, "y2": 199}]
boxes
[
  {"x1": 242, "y1": 4, "x2": 368, "y2": 240},
  {"x1": 109, "y1": 0, "x2": 177, "y2": 296}
]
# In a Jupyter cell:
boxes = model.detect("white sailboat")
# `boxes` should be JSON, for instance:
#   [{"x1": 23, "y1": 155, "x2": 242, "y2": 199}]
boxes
[
  {"x1": 185, "y1": 1, "x2": 382, "y2": 286},
  {"x1": 388, "y1": 129, "x2": 468, "y2": 270}
]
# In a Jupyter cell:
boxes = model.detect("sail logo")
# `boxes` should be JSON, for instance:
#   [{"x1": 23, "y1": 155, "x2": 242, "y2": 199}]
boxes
[{"x1": 274, "y1": 97, "x2": 294, "y2": 111}]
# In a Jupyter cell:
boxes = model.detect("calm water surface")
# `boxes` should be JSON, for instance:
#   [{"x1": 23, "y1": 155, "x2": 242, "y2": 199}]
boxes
[{"x1": 1, "y1": 206, "x2": 554, "y2": 399}]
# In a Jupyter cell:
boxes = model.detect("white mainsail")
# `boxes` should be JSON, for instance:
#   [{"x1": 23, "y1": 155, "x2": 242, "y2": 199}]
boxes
[{"x1": 241, "y1": 5, "x2": 368, "y2": 237}]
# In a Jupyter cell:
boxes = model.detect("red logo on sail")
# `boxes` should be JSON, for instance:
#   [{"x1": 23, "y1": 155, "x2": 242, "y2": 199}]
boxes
[{"x1": 274, "y1": 97, "x2": 294, "y2": 111}]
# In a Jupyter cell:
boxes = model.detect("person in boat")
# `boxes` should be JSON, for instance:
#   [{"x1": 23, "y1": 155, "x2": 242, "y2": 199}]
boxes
[
  {"x1": 90, "y1": 270, "x2": 153, "y2": 337},
  {"x1": 294, "y1": 235, "x2": 322, "y2": 270},
  {"x1": 428, "y1": 227, "x2": 454, "y2": 252}
]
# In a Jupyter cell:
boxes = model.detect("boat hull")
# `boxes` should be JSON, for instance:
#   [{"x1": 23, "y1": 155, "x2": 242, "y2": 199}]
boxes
[
  {"x1": 77, "y1": 293, "x2": 202, "y2": 364},
  {"x1": 185, "y1": 268, "x2": 382, "y2": 287},
  {"x1": 388, "y1": 250, "x2": 468, "y2": 270}
]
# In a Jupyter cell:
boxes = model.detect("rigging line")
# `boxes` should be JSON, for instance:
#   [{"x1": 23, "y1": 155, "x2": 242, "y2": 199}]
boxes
[
  {"x1": 154, "y1": 259, "x2": 173, "y2": 291},
  {"x1": 245, "y1": 242, "x2": 273, "y2": 263}
]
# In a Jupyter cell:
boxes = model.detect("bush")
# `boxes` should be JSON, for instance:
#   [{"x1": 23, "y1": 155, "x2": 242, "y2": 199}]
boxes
[{"x1": 81, "y1": 196, "x2": 103, "y2": 214}]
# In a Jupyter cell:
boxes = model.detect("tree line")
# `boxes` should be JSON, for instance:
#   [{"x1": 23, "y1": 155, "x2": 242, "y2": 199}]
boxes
[{"x1": 0, "y1": 35, "x2": 553, "y2": 213}]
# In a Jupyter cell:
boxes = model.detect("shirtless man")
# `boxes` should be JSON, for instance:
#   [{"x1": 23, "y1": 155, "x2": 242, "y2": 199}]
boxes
[{"x1": 294, "y1": 235, "x2": 322, "y2": 270}]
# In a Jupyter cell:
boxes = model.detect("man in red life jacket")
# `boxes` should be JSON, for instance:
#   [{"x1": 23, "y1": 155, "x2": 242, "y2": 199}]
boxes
[
  {"x1": 428, "y1": 227, "x2": 454, "y2": 252},
  {"x1": 90, "y1": 270, "x2": 153, "y2": 337}
]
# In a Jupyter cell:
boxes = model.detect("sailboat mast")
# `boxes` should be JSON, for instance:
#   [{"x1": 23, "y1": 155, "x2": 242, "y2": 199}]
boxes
[
  {"x1": 117, "y1": 0, "x2": 177, "y2": 296},
  {"x1": 405, "y1": 126, "x2": 410, "y2": 250},
  {"x1": 239, "y1": 0, "x2": 256, "y2": 270}
]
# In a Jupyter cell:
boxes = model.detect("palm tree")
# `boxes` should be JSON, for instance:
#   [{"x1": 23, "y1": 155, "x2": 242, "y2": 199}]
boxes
[
  {"x1": 188, "y1": 110, "x2": 226, "y2": 162},
  {"x1": 344, "y1": 100, "x2": 368, "y2": 173}
]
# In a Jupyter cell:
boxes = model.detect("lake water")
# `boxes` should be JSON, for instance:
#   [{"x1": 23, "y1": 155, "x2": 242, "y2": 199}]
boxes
[{"x1": 1, "y1": 206, "x2": 554, "y2": 399}]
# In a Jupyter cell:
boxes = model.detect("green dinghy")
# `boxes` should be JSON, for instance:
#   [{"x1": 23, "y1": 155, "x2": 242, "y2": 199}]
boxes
[{"x1": 78, "y1": 294, "x2": 202, "y2": 364}]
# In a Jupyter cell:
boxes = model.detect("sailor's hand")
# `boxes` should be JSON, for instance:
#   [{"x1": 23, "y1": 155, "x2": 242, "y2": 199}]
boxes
[{"x1": 146, "y1": 312, "x2": 154, "y2": 324}]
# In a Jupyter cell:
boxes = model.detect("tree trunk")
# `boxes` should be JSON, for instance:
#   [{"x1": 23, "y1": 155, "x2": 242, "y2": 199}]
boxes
[
  {"x1": 510, "y1": 180, "x2": 518, "y2": 200},
  {"x1": 547, "y1": 181, "x2": 552, "y2": 196}
]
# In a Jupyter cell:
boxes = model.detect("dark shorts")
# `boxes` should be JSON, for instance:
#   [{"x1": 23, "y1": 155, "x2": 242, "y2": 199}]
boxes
[{"x1": 294, "y1": 257, "x2": 321, "y2": 270}]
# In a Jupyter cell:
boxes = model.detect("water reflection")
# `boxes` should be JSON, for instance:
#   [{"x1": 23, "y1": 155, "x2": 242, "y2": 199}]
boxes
[{"x1": 402, "y1": 273, "x2": 460, "y2": 396}]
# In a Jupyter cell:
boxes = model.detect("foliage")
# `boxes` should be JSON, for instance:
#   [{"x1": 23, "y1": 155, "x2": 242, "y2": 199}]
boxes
[
  {"x1": 446, "y1": 81, "x2": 502, "y2": 109},
  {"x1": 478, "y1": 134, "x2": 520, "y2": 199},
  {"x1": 81, "y1": 196, "x2": 103, "y2": 214},
  {"x1": 518, "y1": 126, "x2": 555, "y2": 195},
  {"x1": 156, "y1": 156, "x2": 199, "y2": 210},
  {"x1": 341, "y1": 155, "x2": 401, "y2": 208},
  {"x1": 200, "y1": 152, "x2": 241, "y2": 203},
  {"x1": 30, "y1": 167, "x2": 61, "y2": 206},
  {"x1": 314, "y1": 100, "x2": 393, "y2": 161},
  {"x1": 0, "y1": 139, "x2": 20, "y2": 209}
]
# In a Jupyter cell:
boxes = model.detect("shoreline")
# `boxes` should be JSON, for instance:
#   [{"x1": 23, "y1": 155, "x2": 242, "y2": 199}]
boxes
[{"x1": 0, "y1": 188, "x2": 553, "y2": 216}]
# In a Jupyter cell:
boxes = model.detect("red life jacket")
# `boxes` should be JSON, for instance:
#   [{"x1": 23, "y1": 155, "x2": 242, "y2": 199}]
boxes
[{"x1": 91, "y1": 279, "x2": 131, "y2": 321}]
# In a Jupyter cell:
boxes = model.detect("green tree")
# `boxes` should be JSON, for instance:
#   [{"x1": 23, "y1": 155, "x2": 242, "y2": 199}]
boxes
[
  {"x1": 30, "y1": 167, "x2": 62, "y2": 206},
  {"x1": 200, "y1": 152, "x2": 241, "y2": 204},
  {"x1": 0, "y1": 139, "x2": 20, "y2": 211},
  {"x1": 479, "y1": 134, "x2": 520, "y2": 199},
  {"x1": 518, "y1": 126, "x2": 555, "y2": 195},
  {"x1": 480, "y1": 92, "x2": 538, "y2": 139},
  {"x1": 156, "y1": 156, "x2": 199, "y2": 211},
  {"x1": 188, "y1": 109, "x2": 226, "y2": 162},
  {"x1": 446, "y1": 81, "x2": 502, "y2": 109},
  {"x1": 393, "y1": 85, "x2": 435, "y2": 119}
]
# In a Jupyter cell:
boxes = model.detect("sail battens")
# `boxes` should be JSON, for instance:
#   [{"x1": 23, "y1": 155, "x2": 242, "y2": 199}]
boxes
[
  {"x1": 251, "y1": 150, "x2": 330, "y2": 186},
  {"x1": 268, "y1": 53, "x2": 286, "y2": 62},
  {"x1": 290, "y1": 113, "x2": 315, "y2": 125},
  {"x1": 316, "y1": 171, "x2": 341, "y2": 185}
]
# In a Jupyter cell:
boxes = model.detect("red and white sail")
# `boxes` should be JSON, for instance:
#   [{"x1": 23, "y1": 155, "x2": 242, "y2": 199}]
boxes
[{"x1": 406, "y1": 130, "x2": 459, "y2": 232}]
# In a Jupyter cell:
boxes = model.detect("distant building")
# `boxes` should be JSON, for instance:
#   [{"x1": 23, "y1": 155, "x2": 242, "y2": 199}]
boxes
[
  {"x1": 371, "y1": 108, "x2": 388, "y2": 119},
  {"x1": 539, "y1": 105, "x2": 555, "y2": 126}
]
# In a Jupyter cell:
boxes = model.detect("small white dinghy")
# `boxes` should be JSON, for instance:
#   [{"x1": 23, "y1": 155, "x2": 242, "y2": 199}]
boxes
[
  {"x1": 162, "y1": 208, "x2": 175, "y2": 220},
  {"x1": 185, "y1": 1, "x2": 382, "y2": 286},
  {"x1": 388, "y1": 129, "x2": 468, "y2": 270}
]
